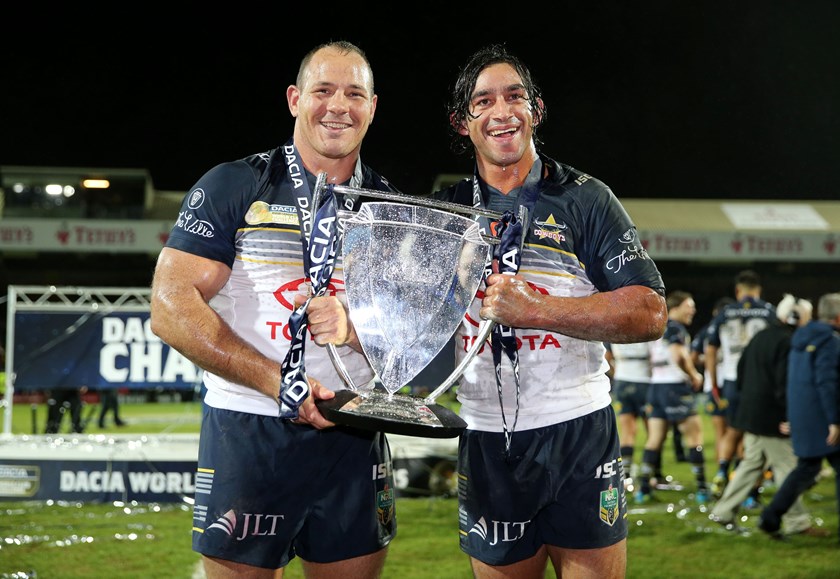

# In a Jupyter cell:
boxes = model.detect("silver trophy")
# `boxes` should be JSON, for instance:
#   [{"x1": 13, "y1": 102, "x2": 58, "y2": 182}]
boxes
[{"x1": 312, "y1": 177, "x2": 501, "y2": 438}]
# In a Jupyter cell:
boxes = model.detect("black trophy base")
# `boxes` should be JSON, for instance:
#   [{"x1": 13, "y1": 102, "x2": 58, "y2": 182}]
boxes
[{"x1": 316, "y1": 389, "x2": 466, "y2": 438}]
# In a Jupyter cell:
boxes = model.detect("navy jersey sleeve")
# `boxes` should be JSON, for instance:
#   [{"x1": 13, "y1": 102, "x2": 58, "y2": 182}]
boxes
[
  {"x1": 690, "y1": 325, "x2": 708, "y2": 354},
  {"x1": 573, "y1": 182, "x2": 664, "y2": 296},
  {"x1": 664, "y1": 320, "x2": 688, "y2": 346},
  {"x1": 705, "y1": 309, "x2": 724, "y2": 348},
  {"x1": 165, "y1": 160, "x2": 260, "y2": 268}
]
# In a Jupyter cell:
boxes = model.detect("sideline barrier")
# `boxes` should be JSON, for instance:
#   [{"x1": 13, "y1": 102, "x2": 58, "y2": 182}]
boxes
[{"x1": 0, "y1": 433, "x2": 458, "y2": 503}]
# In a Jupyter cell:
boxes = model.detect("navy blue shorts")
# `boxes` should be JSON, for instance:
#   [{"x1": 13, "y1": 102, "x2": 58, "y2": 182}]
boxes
[
  {"x1": 192, "y1": 404, "x2": 396, "y2": 569},
  {"x1": 721, "y1": 379, "x2": 740, "y2": 423},
  {"x1": 646, "y1": 382, "x2": 697, "y2": 421},
  {"x1": 457, "y1": 406, "x2": 627, "y2": 565},
  {"x1": 612, "y1": 379, "x2": 649, "y2": 417},
  {"x1": 702, "y1": 392, "x2": 727, "y2": 417}
]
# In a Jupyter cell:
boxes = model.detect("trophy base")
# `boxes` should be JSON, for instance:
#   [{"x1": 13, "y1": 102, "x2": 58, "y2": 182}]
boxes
[{"x1": 316, "y1": 389, "x2": 466, "y2": 438}]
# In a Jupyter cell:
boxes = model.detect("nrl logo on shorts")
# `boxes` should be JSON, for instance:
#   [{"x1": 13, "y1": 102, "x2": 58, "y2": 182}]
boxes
[
  {"x1": 376, "y1": 485, "x2": 395, "y2": 526},
  {"x1": 599, "y1": 485, "x2": 620, "y2": 526}
]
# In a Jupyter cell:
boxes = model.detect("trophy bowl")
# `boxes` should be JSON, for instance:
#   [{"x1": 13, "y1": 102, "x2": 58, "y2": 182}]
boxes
[{"x1": 314, "y1": 196, "x2": 495, "y2": 438}]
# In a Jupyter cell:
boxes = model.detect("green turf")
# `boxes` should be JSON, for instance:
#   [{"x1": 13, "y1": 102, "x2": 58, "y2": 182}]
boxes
[{"x1": 1, "y1": 398, "x2": 838, "y2": 578}]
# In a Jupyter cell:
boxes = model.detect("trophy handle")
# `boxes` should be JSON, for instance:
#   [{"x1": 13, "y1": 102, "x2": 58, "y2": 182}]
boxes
[
  {"x1": 327, "y1": 343, "x2": 360, "y2": 392},
  {"x1": 422, "y1": 205, "x2": 527, "y2": 402},
  {"x1": 424, "y1": 318, "x2": 496, "y2": 404}
]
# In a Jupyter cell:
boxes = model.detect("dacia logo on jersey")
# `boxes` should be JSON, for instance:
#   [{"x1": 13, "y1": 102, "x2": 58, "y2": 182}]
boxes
[
  {"x1": 533, "y1": 214, "x2": 566, "y2": 243},
  {"x1": 599, "y1": 485, "x2": 620, "y2": 526},
  {"x1": 244, "y1": 201, "x2": 298, "y2": 226}
]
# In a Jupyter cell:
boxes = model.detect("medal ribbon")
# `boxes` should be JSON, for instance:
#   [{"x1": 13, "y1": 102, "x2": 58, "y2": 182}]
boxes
[
  {"x1": 491, "y1": 211, "x2": 524, "y2": 455},
  {"x1": 278, "y1": 189, "x2": 339, "y2": 417},
  {"x1": 470, "y1": 159, "x2": 543, "y2": 455},
  {"x1": 277, "y1": 140, "x2": 362, "y2": 418}
]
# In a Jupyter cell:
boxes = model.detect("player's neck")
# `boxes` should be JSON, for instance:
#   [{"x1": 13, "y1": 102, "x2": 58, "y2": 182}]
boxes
[
  {"x1": 477, "y1": 149, "x2": 538, "y2": 195},
  {"x1": 295, "y1": 142, "x2": 358, "y2": 185}
]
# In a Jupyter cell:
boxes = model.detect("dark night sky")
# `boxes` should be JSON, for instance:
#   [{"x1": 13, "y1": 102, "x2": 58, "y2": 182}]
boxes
[{"x1": 3, "y1": 3, "x2": 839, "y2": 201}]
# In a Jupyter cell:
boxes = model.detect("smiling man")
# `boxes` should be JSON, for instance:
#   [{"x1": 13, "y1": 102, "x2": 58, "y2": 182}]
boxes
[
  {"x1": 150, "y1": 41, "x2": 399, "y2": 579},
  {"x1": 433, "y1": 44, "x2": 668, "y2": 578}
]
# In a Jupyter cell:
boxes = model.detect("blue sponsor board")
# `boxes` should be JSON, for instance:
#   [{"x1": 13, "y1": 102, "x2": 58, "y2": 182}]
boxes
[
  {"x1": 13, "y1": 312, "x2": 201, "y2": 391},
  {"x1": 0, "y1": 433, "x2": 458, "y2": 502},
  {"x1": 0, "y1": 459, "x2": 197, "y2": 502},
  {"x1": 0, "y1": 456, "x2": 455, "y2": 502}
]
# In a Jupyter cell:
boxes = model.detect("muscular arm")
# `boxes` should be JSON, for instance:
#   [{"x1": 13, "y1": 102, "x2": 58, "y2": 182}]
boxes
[
  {"x1": 150, "y1": 247, "x2": 282, "y2": 399},
  {"x1": 479, "y1": 273, "x2": 667, "y2": 343},
  {"x1": 150, "y1": 247, "x2": 334, "y2": 426}
]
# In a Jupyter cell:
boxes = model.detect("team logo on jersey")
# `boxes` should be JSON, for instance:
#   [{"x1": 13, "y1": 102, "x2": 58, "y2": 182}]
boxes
[
  {"x1": 376, "y1": 484, "x2": 395, "y2": 526},
  {"x1": 272, "y1": 278, "x2": 343, "y2": 310},
  {"x1": 599, "y1": 484, "x2": 620, "y2": 526},
  {"x1": 619, "y1": 228, "x2": 637, "y2": 244},
  {"x1": 533, "y1": 214, "x2": 567, "y2": 243},
  {"x1": 244, "y1": 201, "x2": 299, "y2": 225},
  {"x1": 605, "y1": 228, "x2": 652, "y2": 273},
  {"x1": 188, "y1": 188, "x2": 206, "y2": 209}
]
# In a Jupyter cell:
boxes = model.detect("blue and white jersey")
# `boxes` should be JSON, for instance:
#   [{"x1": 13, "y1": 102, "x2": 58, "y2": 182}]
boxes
[
  {"x1": 705, "y1": 297, "x2": 776, "y2": 382},
  {"x1": 650, "y1": 319, "x2": 692, "y2": 384},
  {"x1": 606, "y1": 342, "x2": 653, "y2": 382},
  {"x1": 691, "y1": 322, "x2": 724, "y2": 393},
  {"x1": 164, "y1": 141, "x2": 397, "y2": 416},
  {"x1": 435, "y1": 153, "x2": 665, "y2": 432}
]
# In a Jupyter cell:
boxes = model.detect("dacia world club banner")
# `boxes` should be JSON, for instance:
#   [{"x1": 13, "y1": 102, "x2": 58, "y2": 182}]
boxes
[{"x1": 12, "y1": 312, "x2": 201, "y2": 391}]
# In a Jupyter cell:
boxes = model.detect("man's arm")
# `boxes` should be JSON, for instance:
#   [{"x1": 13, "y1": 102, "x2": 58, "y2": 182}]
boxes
[
  {"x1": 150, "y1": 247, "x2": 334, "y2": 427},
  {"x1": 704, "y1": 343, "x2": 721, "y2": 402},
  {"x1": 671, "y1": 342, "x2": 703, "y2": 391},
  {"x1": 479, "y1": 275, "x2": 667, "y2": 343}
]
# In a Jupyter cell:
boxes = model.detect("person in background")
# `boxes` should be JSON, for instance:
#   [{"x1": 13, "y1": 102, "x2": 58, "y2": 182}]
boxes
[
  {"x1": 44, "y1": 385, "x2": 87, "y2": 434},
  {"x1": 97, "y1": 388, "x2": 125, "y2": 428},
  {"x1": 636, "y1": 291, "x2": 709, "y2": 504},
  {"x1": 150, "y1": 41, "x2": 398, "y2": 578},
  {"x1": 710, "y1": 294, "x2": 827, "y2": 535},
  {"x1": 605, "y1": 341, "x2": 652, "y2": 488},
  {"x1": 705, "y1": 270, "x2": 776, "y2": 497},
  {"x1": 691, "y1": 296, "x2": 736, "y2": 469},
  {"x1": 432, "y1": 44, "x2": 667, "y2": 578},
  {"x1": 759, "y1": 292, "x2": 840, "y2": 541}
]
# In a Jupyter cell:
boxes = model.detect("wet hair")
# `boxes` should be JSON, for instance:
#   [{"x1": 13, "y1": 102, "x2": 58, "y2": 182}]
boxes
[
  {"x1": 447, "y1": 44, "x2": 547, "y2": 155},
  {"x1": 296, "y1": 40, "x2": 374, "y2": 93}
]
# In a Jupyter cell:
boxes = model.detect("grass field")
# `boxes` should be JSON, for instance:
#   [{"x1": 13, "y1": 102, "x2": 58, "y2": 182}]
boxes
[{"x1": 1, "y1": 397, "x2": 839, "y2": 578}]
